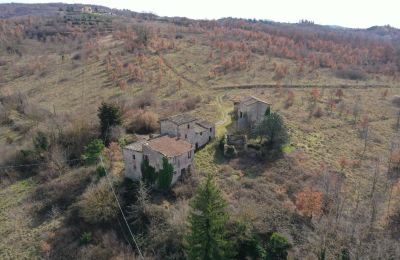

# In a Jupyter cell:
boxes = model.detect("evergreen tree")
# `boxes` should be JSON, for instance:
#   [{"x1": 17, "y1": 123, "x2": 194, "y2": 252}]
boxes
[
  {"x1": 186, "y1": 173, "x2": 231, "y2": 259},
  {"x1": 98, "y1": 102, "x2": 122, "y2": 145},
  {"x1": 33, "y1": 131, "x2": 49, "y2": 151},
  {"x1": 253, "y1": 112, "x2": 288, "y2": 158},
  {"x1": 158, "y1": 157, "x2": 174, "y2": 190},
  {"x1": 265, "y1": 232, "x2": 291, "y2": 260},
  {"x1": 82, "y1": 139, "x2": 105, "y2": 165}
]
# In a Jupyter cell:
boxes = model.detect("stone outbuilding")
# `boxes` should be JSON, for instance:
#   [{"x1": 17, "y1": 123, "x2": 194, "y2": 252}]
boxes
[
  {"x1": 81, "y1": 6, "x2": 93, "y2": 13},
  {"x1": 123, "y1": 135, "x2": 194, "y2": 186},
  {"x1": 160, "y1": 114, "x2": 215, "y2": 150},
  {"x1": 234, "y1": 96, "x2": 270, "y2": 130}
]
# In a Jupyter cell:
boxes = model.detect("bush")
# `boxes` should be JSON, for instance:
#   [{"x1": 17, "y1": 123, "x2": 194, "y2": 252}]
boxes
[
  {"x1": 58, "y1": 120, "x2": 97, "y2": 162},
  {"x1": 82, "y1": 139, "x2": 104, "y2": 165},
  {"x1": 77, "y1": 179, "x2": 119, "y2": 224},
  {"x1": 129, "y1": 110, "x2": 159, "y2": 134},
  {"x1": 266, "y1": 232, "x2": 291, "y2": 260},
  {"x1": 34, "y1": 167, "x2": 93, "y2": 213},
  {"x1": 33, "y1": 131, "x2": 49, "y2": 151},
  {"x1": 335, "y1": 67, "x2": 367, "y2": 80},
  {"x1": 133, "y1": 91, "x2": 155, "y2": 109},
  {"x1": 80, "y1": 232, "x2": 92, "y2": 245}
]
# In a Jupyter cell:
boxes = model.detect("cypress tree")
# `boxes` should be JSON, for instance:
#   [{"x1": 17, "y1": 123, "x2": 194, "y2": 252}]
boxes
[
  {"x1": 186, "y1": 173, "x2": 231, "y2": 259},
  {"x1": 98, "y1": 102, "x2": 122, "y2": 145}
]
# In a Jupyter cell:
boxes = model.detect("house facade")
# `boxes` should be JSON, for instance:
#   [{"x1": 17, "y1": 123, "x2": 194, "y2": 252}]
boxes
[
  {"x1": 160, "y1": 114, "x2": 215, "y2": 150},
  {"x1": 234, "y1": 96, "x2": 270, "y2": 130},
  {"x1": 123, "y1": 135, "x2": 194, "y2": 186},
  {"x1": 81, "y1": 6, "x2": 93, "y2": 13}
]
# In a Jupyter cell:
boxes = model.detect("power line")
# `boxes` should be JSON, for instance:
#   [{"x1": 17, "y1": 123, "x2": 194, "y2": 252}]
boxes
[{"x1": 99, "y1": 156, "x2": 144, "y2": 259}]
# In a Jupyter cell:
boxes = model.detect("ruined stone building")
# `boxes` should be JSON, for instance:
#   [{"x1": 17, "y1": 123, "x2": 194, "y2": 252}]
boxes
[
  {"x1": 123, "y1": 135, "x2": 194, "y2": 186},
  {"x1": 234, "y1": 96, "x2": 270, "y2": 130},
  {"x1": 160, "y1": 114, "x2": 215, "y2": 150},
  {"x1": 123, "y1": 113, "x2": 215, "y2": 186}
]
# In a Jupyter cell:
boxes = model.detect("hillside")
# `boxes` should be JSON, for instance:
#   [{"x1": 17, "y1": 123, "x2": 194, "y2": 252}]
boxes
[{"x1": 0, "y1": 3, "x2": 400, "y2": 259}]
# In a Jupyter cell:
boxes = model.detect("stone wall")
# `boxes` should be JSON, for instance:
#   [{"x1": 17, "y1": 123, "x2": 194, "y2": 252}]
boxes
[{"x1": 123, "y1": 149, "x2": 143, "y2": 180}]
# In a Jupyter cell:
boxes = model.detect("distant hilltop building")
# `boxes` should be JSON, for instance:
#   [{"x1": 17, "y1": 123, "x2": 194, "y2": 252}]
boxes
[
  {"x1": 81, "y1": 6, "x2": 93, "y2": 14},
  {"x1": 233, "y1": 96, "x2": 270, "y2": 130},
  {"x1": 123, "y1": 113, "x2": 215, "y2": 187}
]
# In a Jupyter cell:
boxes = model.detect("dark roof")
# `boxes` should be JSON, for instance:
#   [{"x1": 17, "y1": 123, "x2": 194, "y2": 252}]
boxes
[
  {"x1": 196, "y1": 120, "x2": 213, "y2": 129},
  {"x1": 161, "y1": 113, "x2": 197, "y2": 125},
  {"x1": 124, "y1": 139, "x2": 147, "y2": 152},
  {"x1": 241, "y1": 96, "x2": 270, "y2": 106}
]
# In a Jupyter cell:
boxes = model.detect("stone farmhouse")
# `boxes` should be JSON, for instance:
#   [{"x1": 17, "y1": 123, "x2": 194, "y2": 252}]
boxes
[
  {"x1": 123, "y1": 135, "x2": 194, "y2": 186},
  {"x1": 123, "y1": 113, "x2": 215, "y2": 186},
  {"x1": 81, "y1": 6, "x2": 93, "y2": 13},
  {"x1": 160, "y1": 114, "x2": 215, "y2": 150},
  {"x1": 234, "y1": 96, "x2": 270, "y2": 130}
]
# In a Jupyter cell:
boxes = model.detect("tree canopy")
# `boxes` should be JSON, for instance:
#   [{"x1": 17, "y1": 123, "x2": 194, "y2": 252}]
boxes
[
  {"x1": 98, "y1": 102, "x2": 122, "y2": 145},
  {"x1": 253, "y1": 112, "x2": 289, "y2": 158},
  {"x1": 186, "y1": 173, "x2": 232, "y2": 259}
]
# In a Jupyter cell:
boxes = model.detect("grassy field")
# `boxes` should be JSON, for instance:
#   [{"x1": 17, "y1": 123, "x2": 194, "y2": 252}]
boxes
[{"x1": 1, "y1": 11, "x2": 400, "y2": 259}]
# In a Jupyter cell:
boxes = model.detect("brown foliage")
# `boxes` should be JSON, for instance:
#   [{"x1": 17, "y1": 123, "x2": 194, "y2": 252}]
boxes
[
  {"x1": 129, "y1": 110, "x2": 159, "y2": 134},
  {"x1": 295, "y1": 186, "x2": 323, "y2": 218}
]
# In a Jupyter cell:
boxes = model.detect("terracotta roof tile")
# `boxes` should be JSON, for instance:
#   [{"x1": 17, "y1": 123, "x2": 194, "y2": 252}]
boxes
[{"x1": 146, "y1": 135, "x2": 192, "y2": 156}]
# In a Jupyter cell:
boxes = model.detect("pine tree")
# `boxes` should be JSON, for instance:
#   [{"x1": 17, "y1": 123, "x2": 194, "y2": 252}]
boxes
[
  {"x1": 186, "y1": 173, "x2": 231, "y2": 259},
  {"x1": 98, "y1": 102, "x2": 122, "y2": 145},
  {"x1": 265, "y1": 232, "x2": 291, "y2": 260}
]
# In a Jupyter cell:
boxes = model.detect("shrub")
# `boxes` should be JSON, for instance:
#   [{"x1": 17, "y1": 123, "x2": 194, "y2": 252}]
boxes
[
  {"x1": 130, "y1": 110, "x2": 159, "y2": 134},
  {"x1": 141, "y1": 158, "x2": 157, "y2": 185},
  {"x1": 219, "y1": 136, "x2": 226, "y2": 152},
  {"x1": 80, "y1": 232, "x2": 92, "y2": 245},
  {"x1": 82, "y1": 139, "x2": 104, "y2": 165},
  {"x1": 34, "y1": 167, "x2": 93, "y2": 213},
  {"x1": 58, "y1": 120, "x2": 97, "y2": 162},
  {"x1": 158, "y1": 157, "x2": 174, "y2": 190},
  {"x1": 33, "y1": 131, "x2": 49, "y2": 151},
  {"x1": 133, "y1": 91, "x2": 155, "y2": 109},
  {"x1": 266, "y1": 232, "x2": 291, "y2": 260},
  {"x1": 77, "y1": 179, "x2": 119, "y2": 224},
  {"x1": 182, "y1": 96, "x2": 201, "y2": 111},
  {"x1": 335, "y1": 67, "x2": 367, "y2": 80}
]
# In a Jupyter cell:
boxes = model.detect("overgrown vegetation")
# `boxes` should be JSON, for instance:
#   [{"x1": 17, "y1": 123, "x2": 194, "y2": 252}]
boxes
[{"x1": 1, "y1": 3, "x2": 400, "y2": 259}]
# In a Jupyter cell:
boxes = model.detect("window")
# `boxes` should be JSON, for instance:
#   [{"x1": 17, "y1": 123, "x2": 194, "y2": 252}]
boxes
[
  {"x1": 240, "y1": 112, "x2": 243, "y2": 118},
  {"x1": 143, "y1": 155, "x2": 148, "y2": 161},
  {"x1": 210, "y1": 128, "x2": 212, "y2": 132},
  {"x1": 200, "y1": 132, "x2": 202, "y2": 136},
  {"x1": 187, "y1": 124, "x2": 190, "y2": 129},
  {"x1": 173, "y1": 171, "x2": 177, "y2": 175},
  {"x1": 188, "y1": 151, "x2": 192, "y2": 159},
  {"x1": 185, "y1": 134, "x2": 187, "y2": 139},
  {"x1": 132, "y1": 154, "x2": 136, "y2": 160},
  {"x1": 133, "y1": 164, "x2": 137, "y2": 170}
]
